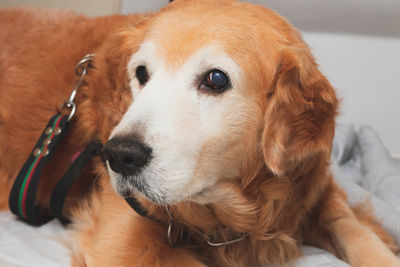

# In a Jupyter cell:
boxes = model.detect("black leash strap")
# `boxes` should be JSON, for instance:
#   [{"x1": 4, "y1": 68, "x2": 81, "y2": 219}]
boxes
[
  {"x1": 50, "y1": 141, "x2": 103, "y2": 224},
  {"x1": 9, "y1": 114, "x2": 69, "y2": 225},
  {"x1": 49, "y1": 142, "x2": 153, "y2": 224}
]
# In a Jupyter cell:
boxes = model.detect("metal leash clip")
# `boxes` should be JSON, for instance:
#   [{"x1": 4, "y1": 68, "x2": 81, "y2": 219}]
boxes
[{"x1": 60, "y1": 54, "x2": 94, "y2": 121}]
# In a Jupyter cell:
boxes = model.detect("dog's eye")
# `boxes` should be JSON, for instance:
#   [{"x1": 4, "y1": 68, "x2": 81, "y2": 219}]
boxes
[
  {"x1": 135, "y1": 65, "x2": 149, "y2": 86},
  {"x1": 200, "y1": 69, "x2": 230, "y2": 93}
]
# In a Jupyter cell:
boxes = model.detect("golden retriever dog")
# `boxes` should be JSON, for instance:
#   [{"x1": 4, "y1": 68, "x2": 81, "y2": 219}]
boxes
[{"x1": 0, "y1": 0, "x2": 399, "y2": 266}]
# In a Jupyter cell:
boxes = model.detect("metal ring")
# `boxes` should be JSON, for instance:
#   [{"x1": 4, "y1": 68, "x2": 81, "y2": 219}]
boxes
[
  {"x1": 167, "y1": 222, "x2": 175, "y2": 246},
  {"x1": 75, "y1": 54, "x2": 94, "y2": 75},
  {"x1": 167, "y1": 221, "x2": 186, "y2": 247}
]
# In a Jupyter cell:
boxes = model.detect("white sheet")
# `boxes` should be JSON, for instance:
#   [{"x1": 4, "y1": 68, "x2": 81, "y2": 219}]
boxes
[
  {"x1": 1, "y1": 124, "x2": 399, "y2": 266},
  {"x1": 0, "y1": 212, "x2": 70, "y2": 267}
]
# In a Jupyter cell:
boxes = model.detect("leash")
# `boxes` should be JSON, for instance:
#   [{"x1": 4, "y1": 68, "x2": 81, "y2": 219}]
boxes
[
  {"x1": 9, "y1": 114, "x2": 70, "y2": 225},
  {"x1": 49, "y1": 141, "x2": 103, "y2": 224},
  {"x1": 8, "y1": 54, "x2": 98, "y2": 225},
  {"x1": 8, "y1": 54, "x2": 153, "y2": 226}
]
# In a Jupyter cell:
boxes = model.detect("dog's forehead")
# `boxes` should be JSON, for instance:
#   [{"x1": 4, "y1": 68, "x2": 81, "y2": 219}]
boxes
[{"x1": 143, "y1": 1, "x2": 281, "y2": 71}]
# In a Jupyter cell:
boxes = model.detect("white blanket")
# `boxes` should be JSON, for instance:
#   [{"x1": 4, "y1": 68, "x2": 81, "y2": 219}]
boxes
[{"x1": 1, "y1": 125, "x2": 399, "y2": 266}]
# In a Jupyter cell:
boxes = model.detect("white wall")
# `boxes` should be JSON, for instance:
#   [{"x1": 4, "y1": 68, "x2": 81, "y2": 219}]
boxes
[
  {"x1": 303, "y1": 33, "x2": 400, "y2": 155},
  {"x1": 120, "y1": 0, "x2": 169, "y2": 14},
  {"x1": 246, "y1": 0, "x2": 400, "y2": 38},
  {"x1": 0, "y1": 0, "x2": 120, "y2": 16}
]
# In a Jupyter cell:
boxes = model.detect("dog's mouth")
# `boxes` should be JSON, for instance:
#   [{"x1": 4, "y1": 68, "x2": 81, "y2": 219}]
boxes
[
  {"x1": 103, "y1": 136, "x2": 169, "y2": 202},
  {"x1": 103, "y1": 133, "x2": 221, "y2": 205},
  {"x1": 110, "y1": 168, "x2": 217, "y2": 206},
  {"x1": 109, "y1": 167, "x2": 171, "y2": 205},
  {"x1": 114, "y1": 175, "x2": 146, "y2": 198}
]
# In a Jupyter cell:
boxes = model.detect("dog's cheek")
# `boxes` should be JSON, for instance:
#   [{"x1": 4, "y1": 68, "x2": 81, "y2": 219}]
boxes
[
  {"x1": 97, "y1": 88, "x2": 134, "y2": 143},
  {"x1": 111, "y1": 89, "x2": 134, "y2": 129}
]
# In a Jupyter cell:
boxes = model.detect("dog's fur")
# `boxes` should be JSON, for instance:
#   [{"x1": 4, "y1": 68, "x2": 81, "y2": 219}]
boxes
[{"x1": 0, "y1": 0, "x2": 399, "y2": 266}]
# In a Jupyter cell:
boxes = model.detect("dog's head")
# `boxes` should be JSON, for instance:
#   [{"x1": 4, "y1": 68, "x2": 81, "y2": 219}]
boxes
[{"x1": 97, "y1": 0, "x2": 337, "y2": 205}]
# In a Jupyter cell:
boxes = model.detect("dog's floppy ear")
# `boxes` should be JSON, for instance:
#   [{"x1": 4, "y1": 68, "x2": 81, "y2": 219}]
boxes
[{"x1": 262, "y1": 45, "x2": 338, "y2": 175}]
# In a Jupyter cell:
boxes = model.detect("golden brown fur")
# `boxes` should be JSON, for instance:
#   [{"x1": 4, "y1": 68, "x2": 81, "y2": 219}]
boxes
[{"x1": 0, "y1": 1, "x2": 399, "y2": 266}]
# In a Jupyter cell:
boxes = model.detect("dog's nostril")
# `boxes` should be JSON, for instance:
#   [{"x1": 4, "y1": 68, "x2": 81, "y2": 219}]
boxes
[
  {"x1": 123, "y1": 157, "x2": 134, "y2": 166},
  {"x1": 103, "y1": 136, "x2": 152, "y2": 176},
  {"x1": 122, "y1": 152, "x2": 147, "y2": 167}
]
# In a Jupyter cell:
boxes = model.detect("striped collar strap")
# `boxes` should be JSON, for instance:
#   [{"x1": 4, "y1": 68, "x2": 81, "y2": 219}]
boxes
[{"x1": 9, "y1": 114, "x2": 69, "y2": 225}]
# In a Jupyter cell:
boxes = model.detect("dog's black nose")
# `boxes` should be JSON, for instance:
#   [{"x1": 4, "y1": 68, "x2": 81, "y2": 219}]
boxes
[{"x1": 103, "y1": 137, "x2": 152, "y2": 176}]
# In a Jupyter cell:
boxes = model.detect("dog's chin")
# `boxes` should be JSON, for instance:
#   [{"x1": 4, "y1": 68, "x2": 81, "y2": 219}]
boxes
[
  {"x1": 109, "y1": 172, "x2": 170, "y2": 205},
  {"x1": 109, "y1": 171, "x2": 217, "y2": 206}
]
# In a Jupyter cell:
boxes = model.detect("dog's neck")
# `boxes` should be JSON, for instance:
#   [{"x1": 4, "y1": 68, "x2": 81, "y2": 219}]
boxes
[{"x1": 130, "y1": 154, "x2": 330, "y2": 266}]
